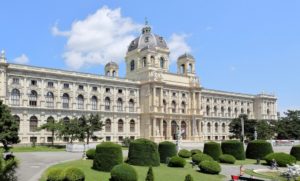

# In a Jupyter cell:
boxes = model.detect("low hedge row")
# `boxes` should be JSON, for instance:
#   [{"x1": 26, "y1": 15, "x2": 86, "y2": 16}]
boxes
[
  {"x1": 199, "y1": 161, "x2": 221, "y2": 174},
  {"x1": 178, "y1": 149, "x2": 191, "y2": 158},
  {"x1": 46, "y1": 167, "x2": 85, "y2": 181},
  {"x1": 219, "y1": 154, "x2": 236, "y2": 164},
  {"x1": 192, "y1": 153, "x2": 213, "y2": 165},
  {"x1": 168, "y1": 156, "x2": 186, "y2": 168},
  {"x1": 265, "y1": 152, "x2": 296, "y2": 167}
]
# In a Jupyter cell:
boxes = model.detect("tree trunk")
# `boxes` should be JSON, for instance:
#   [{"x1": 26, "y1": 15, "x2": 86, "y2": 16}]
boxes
[
  {"x1": 51, "y1": 130, "x2": 55, "y2": 147},
  {"x1": 87, "y1": 132, "x2": 90, "y2": 145}
]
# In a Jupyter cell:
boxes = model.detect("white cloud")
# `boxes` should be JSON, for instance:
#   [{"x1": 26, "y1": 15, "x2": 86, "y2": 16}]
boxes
[
  {"x1": 167, "y1": 33, "x2": 191, "y2": 63},
  {"x1": 52, "y1": 6, "x2": 142, "y2": 70},
  {"x1": 13, "y1": 54, "x2": 29, "y2": 64}
]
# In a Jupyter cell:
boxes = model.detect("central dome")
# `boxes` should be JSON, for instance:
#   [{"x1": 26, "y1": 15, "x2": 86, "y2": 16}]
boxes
[{"x1": 127, "y1": 25, "x2": 168, "y2": 52}]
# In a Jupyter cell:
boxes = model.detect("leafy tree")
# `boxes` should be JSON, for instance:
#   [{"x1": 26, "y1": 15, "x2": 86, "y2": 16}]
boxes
[
  {"x1": 0, "y1": 101, "x2": 19, "y2": 152},
  {"x1": 78, "y1": 114, "x2": 103, "y2": 144},
  {"x1": 184, "y1": 174, "x2": 193, "y2": 181},
  {"x1": 256, "y1": 120, "x2": 275, "y2": 140},
  {"x1": 229, "y1": 114, "x2": 257, "y2": 140},
  {"x1": 38, "y1": 117, "x2": 62, "y2": 146},
  {"x1": 58, "y1": 118, "x2": 81, "y2": 143},
  {"x1": 145, "y1": 166, "x2": 154, "y2": 181},
  {"x1": 275, "y1": 110, "x2": 300, "y2": 139},
  {"x1": 0, "y1": 153, "x2": 18, "y2": 181}
]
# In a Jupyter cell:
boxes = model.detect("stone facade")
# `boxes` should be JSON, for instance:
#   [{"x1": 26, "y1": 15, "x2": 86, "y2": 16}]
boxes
[{"x1": 0, "y1": 24, "x2": 277, "y2": 144}]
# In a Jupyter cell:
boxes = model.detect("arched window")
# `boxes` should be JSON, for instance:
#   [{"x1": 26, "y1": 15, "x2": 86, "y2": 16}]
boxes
[
  {"x1": 13, "y1": 115, "x2": 20, "y2": 130},
  {"x1": 46, "y1": 116, "x2": 54, "y2": 131},
  {"x1": 163, "y1": 120, "x2": 167, "y2": 139},
  {"x1": 221, "y1": 107, "x2": 225, "y2": 116},
  {"x1": 222, "y1": 123, "x2": 226, "y2": 133},
  {"x1": 130, "y1": 120, "x2": 135, "y2": 132},
  {"x1": 62, "y1": 93, "x2": 69, "y2": 109},
  {"x1": 215, "y1": 123, "x2": 219, "y2": 133},
  {"x1": 117, "y1": 98, "x2": 123, "y2": 111},
  {"x1": 234, "y1": 108, "x2": 238, "y2": 115},
  {"x1": 106, "y1": 71, "x2": 110, "y2": 76},
  {"x1": 77, "y1": 95, "x2": 84, "y2": 109},
  {"x1": 181, "y1": 101, "x2": 186, "y2": 114},
  {"x1": 201, "y1": 122, "x2": 204, "y2": 133},
  {"x1": 171, "y1": 121, "x2": 177, "y2": 140},
  {"x1": 63, "y1": 117, "x2": 70, "y2": 124},
  {"x1": 118, "y1": 119, "x2": 124, "y2": 132},
  {"x1": 189, "y1": 63, "x2": 193, "y2": 72},
  {"x1": 11, "y1": 89, "x2": 20, "y2": 106},
  {"x1": 112, "y1": 70, "x2": 116, "y2": 77},
  {"x1": 207, "y1": 122, "x2": 211, "y2": 133},
  {"x1": 171, "y1": 101, "x2": 176, "y2": 113},
  {"x1": 160, "y1": 57, "x2": 164, "y2": 68},
  {"x1": 267, "y1": 109, "x2": 270, "y2": 115},
  {"x1": 206, "y1": 106, "x2": 210, "y2": 116},
  {"x1": 181, "y1": 121, "x2": 187, "y2": 140},
  {"x1": 181, "y1": 64, "x2": 185, "y2": 74},
  {"x1": 29, "y1": 90, "x2": 37, "y2": 106},
  {"x1": 143, "y1": 57, "x2": 147, "y2": 67},
  {"x1": 163, "y1": 99, "x2": 167, "y2": 113},
  {"x1": 129, "y1": 99, "x2": 134, "y2": 112},
  {"x1": 91, "y1": 96, "x2": 98, "y2": 110},
  {"x1": 247, "y1": 109, "x2": 251, "y2": 115},
  {"x1": 130, "y1": 60, "x2": 135, "y2": 71},
  {"x1": 150, "y1": 56, "x2": 155, "y2": 64},
  {"x1": 228, "y1": 107, "x2": 232, "y2": 116},
  {"x1": 46, "y1": 92, "x2": 54, "y2": 108},
  {"x1": 105, "y1": 119, "x2": 111, "y2": 132},
  {"x1": 241, "y1": 108, "x2": 244, "y2": 114},
  {"x1": 214, "y1": 106, "x2": 217, "y2": 116},
  {"x1": 29, "y1": 116, "x2": 38, "y2": 132},
  {"x1": 105, "y1": 97, "x2": 110, "y2": 111}
]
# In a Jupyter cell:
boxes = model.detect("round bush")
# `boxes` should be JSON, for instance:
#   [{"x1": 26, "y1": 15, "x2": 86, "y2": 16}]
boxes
[
  {"x1": 221, "y1": 140, "x2": 245, "y2": 160},
  {"x1": 62, "y1": 167, "x2": 85, "y2": 181},
  {"x1": 86, "y1": 148, "x2": 95, "y2": 159},
  {"x1": 168, "y1": 156, "x2": 186, "y2": 167},
  {"x1": 93, "y1": 142, "x2": 123, "y2": 172},
  {"x1": 158, "y1": 141, "x2": 177, "y2": 163},
  {"x1": 246, "y1": 140, "x2": 273, "y2": 159},
  {"x1": 190, "y1": 149, "x2": 202, "y2": 156},
  {"x1": 127, "y1": 138, "x2": 160, "y2": 166},
  {"x1": 47, "y1": 168, "x2": 64, "y2": 181},
  {"x1": 203, "y1": 142, "x2": 222, "y2": 161},
  {"x1": 192, "y1": 153, "x2": 213, "y2": 164},
  {"x1": 199, "y1": 161, "x2": 221, "y2": 174},
  {"x1": 178, "y1": 149, "x2": 191, "y2": 158},
  {"x1": 290, "y1": 145, "x2": 300, "y2": 161},
  {"x1": 219, "y1": 154, "x2": 236, "y2": 164},
  {"x1": 110, "y1": 164, "x2": 138, "y2": 181},
  {"x1": 265, "y1": 152, "x2": 296, "y2": 167}
]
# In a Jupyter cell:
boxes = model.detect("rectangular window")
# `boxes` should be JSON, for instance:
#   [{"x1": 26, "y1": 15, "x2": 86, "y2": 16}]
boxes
[
  {"x1": 47, "y1": 137, "x2": 53, "y2": 143},
  {"x1": 105, "y1": 88, "x2": 110, "y2": 93},
  {"x1": 63, "y1": 83, "x2": 69, "y2": 89},
  {"x1": 30, "y1": 137, "x2": 37, "y2": 143},
  {"x1": 78, "y1": 85, "x2": 84, "y2": 90},
  {"x1": 118, "y1": 136, "x2": 123, "y2": 142},
  {"x1": 92, "y1": 86, "x2": 97, "y2": 91},
  {"x1": 118, "y1": 89, "x2": 123, "y2": 94},
  {"x1": 48, "y1": 82, "x2": 54, "y2": 88},
  {"x1": 12, "y1": 78, "x2": 19, "y2": 84},
  {"x1": 63, "y1": 137, "x2": 69, "y2": 142},
  {"x1": 31, "y1": 80, "x2": 37, "y2": 86},
  {"x1": 105, "y1": 136, "x2": 111, "y2": 141}
]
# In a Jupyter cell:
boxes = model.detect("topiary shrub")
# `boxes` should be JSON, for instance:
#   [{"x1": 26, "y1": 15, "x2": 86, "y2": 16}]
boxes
[
  {"x1": 158, "y1": 141, "x2": 177, "y2": 163},
  {"x1": 127, "y1": 138, "x2": 160, "y2": 166},
  {"x1": 110, "y1": 164, "x2": 138, "y2": 181},
  {"x1": 191, "y1": 153, "x2": 213, "y2": 165},
  {"x1": 61, "y1": 167, "x2": 85, "y2": 181},
  {"x1": 184, "y1": 174, "x2": 194, "y2": 181},
  {"x1": 290, "y1": 145, "x2": 300, "y2": 161},
  {"x1": 265, "y1": 152, "x2": 296, "y2": 167},
  {"x1": 93, "y1": 142, "x2": 123, "y2": 172},
  {"x1": 168, "y1": 156, "x2": 186, "y2": 168},
  {"x1": 145, "y1": 166, "x2": 154, "y2": 181},
  {"x1": 246, "y1": 140, "x2": 273, "y2": 159},
  {"x1": 86, "y1": 148, "x2": 95, "y2": 159},
  {"x1": 47, "y1": 168, "x2": 64, "y2": 181},
  {"x1": 219, "y1": 154, "x2": 236, "y2": 164},
  {"x1": 178, "y1": 149, "x2": 191, "y2": 158},
  {"x1": 199, "y1": 161, "x2": 221, "y2": 174},
  {"x1": 203, "y1": 142, "x2": 222, "y2": 161},
  {"x1": 190, "y1": 149, "x2": 202, "y2": 156},
  {"x1": 221, "y1": 140, "x2": 245, "y2": 160}
]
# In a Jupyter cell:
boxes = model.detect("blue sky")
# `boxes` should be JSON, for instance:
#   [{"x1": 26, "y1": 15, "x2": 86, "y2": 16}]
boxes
[{"x1": 1, "y1": 1, "x2": 300, "y2": 113}]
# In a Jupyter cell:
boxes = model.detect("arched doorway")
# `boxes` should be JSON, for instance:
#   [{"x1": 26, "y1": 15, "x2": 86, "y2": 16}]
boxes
[
  {"x1": 181, "y1": 121, "x2": 187, "y2": 140},
  {"x1": 163, "y1": 120, "x2": 167, "y2": 140},
  {"x1": 171, "y1": 121, "x2": 177, "y2": 140}
]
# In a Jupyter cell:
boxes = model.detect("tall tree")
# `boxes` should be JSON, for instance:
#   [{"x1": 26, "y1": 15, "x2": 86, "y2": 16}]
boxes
[
  {"x1": 38, "y1": 117, "x2": 62, "y2": 146},
  {"x1": 229, "y1": 114, "x2": 257, "y2": 140},
  {"x1": 275, "y1": 110, "x2": 300, "y2": 139},
  {"x1": 256, "y1": 120, "x2": 275, "y2": 140},
  {"x1": 0, "y1": 101, "x2": 19, "y2": 151},
  {"x1": 0, "y1": 153, "x2": 18, "y2": 181},
  {"x1": 59, "y1": 118, "x2": 81, "y2": 143},
  {"x1": 78, "y1": 114, "x2": 103, "y2": 144}
]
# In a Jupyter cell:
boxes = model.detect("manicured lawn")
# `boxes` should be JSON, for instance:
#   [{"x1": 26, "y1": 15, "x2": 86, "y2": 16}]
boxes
[
  {"x1": 245, "y1": 169, "x2": 291, "y2": 181},
  {"x1": 40, "y1": 159, "x2": 225, "y2": 181},
  {"x1": 234, "y1": 159, "x2": 266, "y2": 165},
  {"x1": 1, "y1": 146, "x2": 65, "y2": 152}
]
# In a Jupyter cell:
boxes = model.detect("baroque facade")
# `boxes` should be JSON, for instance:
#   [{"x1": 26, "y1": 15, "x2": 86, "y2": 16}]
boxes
[{"x1": 0, "y1": 24, "x2": 278, "y2": 144}]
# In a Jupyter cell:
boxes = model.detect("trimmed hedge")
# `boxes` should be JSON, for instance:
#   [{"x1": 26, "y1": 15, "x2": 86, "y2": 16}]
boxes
[
  {"x1": 199, "y1": 161, "x2": 221, "y2": 174},
  {"x1": 93, "y1": 142, "x2": 123, "y2": 172},
  {"x1": 47, "y1": 168, "x2": 64, "y2": 181},
  {"x1": 178, "y1": 149, "x2": 191, "y2": 158},
  {"x1": 290, "y1": 145, "x2": 300, "y2": 161},
  {"x1": 246, "y1": 140, "x2": 273, "y2": 159},
  {"x1": 184, "y1": 174, "x2": 194, "y2": 181},
  {"x1": 110, "y1": 164, "x2": 138, "y2": 181},
  {"x1": 158, "y1": 141, "x2": 177, "y2": 163},
  {"x1": 86, "y1": 148, "x2": 96, "y2": 159},
  {"x1": 265, "y1": 152, "x2": 296, "y2": 167},
  {"x1": 190, "y1": 149, "x2": 202, "y2": 156},
  {"x1": 168, "y1": 156, "x2": 186, "y2": 168},
  {"x1": 191, "y1": 153, "x2": 213, "y2": 165},
  {"x1": 127, "y1": 138, "x2": 160, "y2": 166},
  {"x1": 221, "y1": 140, "x2": 245, "y2": 160},
  {"x1": 62, "y1": 168, "x2": 85, "y2": 181},
  {"x1": 203, "y1": 142, "x2": 222, "y2": 161},
  {"x1": 219, "y1": 154, "x2": 236, "y2": 164}
]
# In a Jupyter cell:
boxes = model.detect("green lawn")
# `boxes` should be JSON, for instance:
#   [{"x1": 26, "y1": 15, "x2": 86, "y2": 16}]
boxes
[
  {"x1": 1, "y1": 146, "x2": 65, "y2": 152},
  {"x1": 40, "y1": 159, "x2": 225, "y2": 181},
  {"x1": 245, "y1": 169, "x2": 291, "y2": 181},
  {"x1": 234, "y1": 159, "x2": 266, "y2": 165}
]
